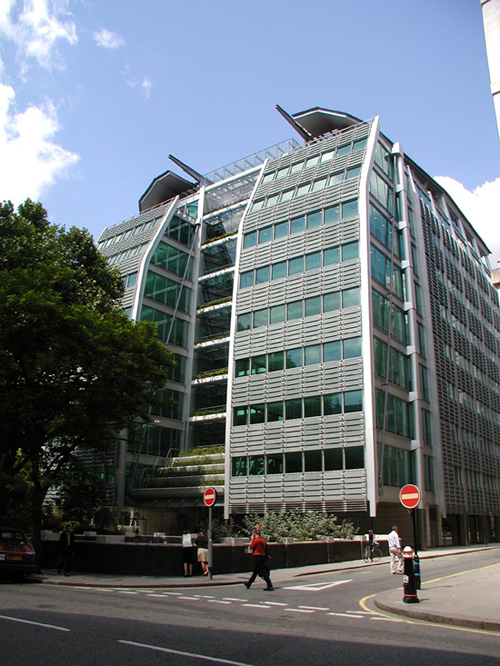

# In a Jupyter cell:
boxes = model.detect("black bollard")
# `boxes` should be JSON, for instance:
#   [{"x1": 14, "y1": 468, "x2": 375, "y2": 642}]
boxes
[
  {"x1": 413, "y1": 553, "x2": 421, "y2": 590},
  {"x1": 402, "y1": 546, "x2": 419, "y2": 604}
]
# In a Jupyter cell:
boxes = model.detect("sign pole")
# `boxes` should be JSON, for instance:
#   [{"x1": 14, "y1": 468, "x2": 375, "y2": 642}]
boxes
[
  {"x1": 208, "y1": 504, "x2": 213, "y2": 580},
  {"x1": 203, "y1": 487, "x2": 217, "y2": 581}
]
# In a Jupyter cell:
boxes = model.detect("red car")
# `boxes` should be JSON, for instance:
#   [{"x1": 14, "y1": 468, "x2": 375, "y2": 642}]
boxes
[{"x1": 0, "y1": 527, "x2": 37, "y2": 577}]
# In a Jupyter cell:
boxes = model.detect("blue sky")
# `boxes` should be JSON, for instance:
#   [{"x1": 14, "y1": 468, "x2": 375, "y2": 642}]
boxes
[{"x1": 1, "y1": 0, "x2": 499, "y2": 261}]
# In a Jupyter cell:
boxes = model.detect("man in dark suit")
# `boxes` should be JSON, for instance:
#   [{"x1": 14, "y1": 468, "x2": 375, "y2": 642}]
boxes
[{"x1": 58, "y1": 525, "x2": 75, "y2": 576}]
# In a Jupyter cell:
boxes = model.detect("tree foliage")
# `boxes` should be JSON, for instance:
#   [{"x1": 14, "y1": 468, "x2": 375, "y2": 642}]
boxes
[
  {"x1": 242, "y1": 510, "x2": 358, "y2": 542},
  {"x1": 0, "y1": 200, "x2": 174, "y2": 552}
]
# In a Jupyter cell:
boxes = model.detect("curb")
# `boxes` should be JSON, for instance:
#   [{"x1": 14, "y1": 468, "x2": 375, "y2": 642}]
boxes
[{"x1": 374, "y1": 596, "x2": 500, "y2": 633}]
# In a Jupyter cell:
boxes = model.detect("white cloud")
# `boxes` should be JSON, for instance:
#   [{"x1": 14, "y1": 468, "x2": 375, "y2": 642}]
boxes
[
  {"x1": 0, "y1": 0, "x2": 77, "y2": 70},
  {"x1": 434, "y1": 175, "x2": 500, "y2": 265},
  {"x1": 0, "y1": 81, "x2": 79, "y2": 204},
  {"x1": 93, "y1": 28, "x2": 125, "y2": 50},
  {"x1": 142, "y1": 76, "x2": 152, "y2": 99}
]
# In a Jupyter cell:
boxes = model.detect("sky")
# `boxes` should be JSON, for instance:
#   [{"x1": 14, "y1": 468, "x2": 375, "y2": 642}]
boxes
[{"x1": 0, "y1": 0, "x2": 499, "y2": 263}]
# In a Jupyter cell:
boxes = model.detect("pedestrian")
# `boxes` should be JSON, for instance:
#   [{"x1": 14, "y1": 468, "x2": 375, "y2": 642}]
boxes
[
  {"x1": 194, "y1": 531, "x2": 209, "y2": 576},
  {"x1": 57, "y1": 524, "x2": 74, "y2": 577},
  {"x1": 388, "y1": 525, "x2": 403, "y2": 574},
  {"x1": 244, "y1": 528, "x2": 274, "y2": 591},
  {"x1": 182, "y1": 529, "x2": 194, "y2": 577}
]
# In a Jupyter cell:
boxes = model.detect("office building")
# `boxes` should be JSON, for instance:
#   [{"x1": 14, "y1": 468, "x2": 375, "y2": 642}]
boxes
[{"x1": 97, "y1": 106, "x2": 500, "y2": 545}]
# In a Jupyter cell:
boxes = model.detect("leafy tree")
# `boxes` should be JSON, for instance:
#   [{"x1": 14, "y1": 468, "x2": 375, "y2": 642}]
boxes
[
  {"x1": 242, "y1": 510, "x2": 357, "y2": 542},
  {"x1": 0, "y1": 200, "x2": 174, "y2": 557}
]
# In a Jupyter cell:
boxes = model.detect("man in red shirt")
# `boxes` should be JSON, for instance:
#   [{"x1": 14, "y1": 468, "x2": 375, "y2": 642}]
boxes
[{"x1": 244, "y1": 528, "x2": 274, "y2": 591}]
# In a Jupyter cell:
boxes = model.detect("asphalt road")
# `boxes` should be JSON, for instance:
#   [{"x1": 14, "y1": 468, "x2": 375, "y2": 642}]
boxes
[{"x1": 1, "y1": 550, "x2": 500, "y2": 665}]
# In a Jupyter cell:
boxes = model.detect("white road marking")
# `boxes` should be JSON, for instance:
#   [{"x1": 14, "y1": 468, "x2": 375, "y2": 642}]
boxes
[
  {"x1": 284, "y1": 579, "x2": 352, "y2": 591},
  {"x1": 223, "y1": 597, "x2": 246, "y2": 602},
  {"x1": 162, "y1": 591, "x2": 181, "y2": 595},
  {"x1": 285, "y1": 608, "x2": 315, "y2": 614},
  {"x1": 193, "y1": 594, "x2": 216, "y2": 598},
  {"x1": 370, "y1": 616, "x2": 404, "y2": 623},
  {"x1": 118, "y1": 640, "x2": 257, "y2": 665},
  {"x1": 261, "y1": 601, "x2": 287, "y2": 606},
  {"x1": 327, "y1": 612, "x2": 364, "y2": 619},
  {"x1": 242, "y1": 604, "x2": 271, "y2": 608},
  {"x1": 147, "y1": 594, "x2": 167, "y2": 598},
  {"x1": 118, "y1": 591, "x2": 138, "y2": 595},
  {"x1": 178, "y1": 596, "x2": 201, "y2": 601},
  {"x1": 299, "y1": 605, "x2": 330, "y2": 611},
  {"x1": 347, "y1": 610, "x2": 372, "y2": 614},
  {"x1": 208, "y1": 600, "x2": 232, "y2": 605},
  {"x1": 0, "y1": 614, "x2": 70, "y2": 632}
]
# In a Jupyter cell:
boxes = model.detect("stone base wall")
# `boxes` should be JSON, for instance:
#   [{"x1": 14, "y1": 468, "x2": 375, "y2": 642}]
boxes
[{"x1": 41, "y1": 538, "x2": 378, "y2": 577}]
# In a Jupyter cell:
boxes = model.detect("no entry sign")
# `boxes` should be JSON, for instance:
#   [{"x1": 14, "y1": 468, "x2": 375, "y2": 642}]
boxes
[
  {"x1": 399, "y1": 484, "x2": 421, "y2": 510},
  {"x1": 203, "y1": 487, "x2": 218, "y2": 507}
]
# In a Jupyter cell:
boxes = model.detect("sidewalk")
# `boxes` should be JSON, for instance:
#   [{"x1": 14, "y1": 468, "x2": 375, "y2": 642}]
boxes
[{"x1": 33, "y1": 544, "x2": 500, "y2": 632}]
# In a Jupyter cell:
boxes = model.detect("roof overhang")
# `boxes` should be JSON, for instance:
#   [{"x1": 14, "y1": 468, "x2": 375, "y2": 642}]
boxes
[
  {"x1": 139, "y1": 171, "x2": 197, "y2": 213},
  {"x1": 291, "y1": 107, "x2": 363, "y2": 139}
]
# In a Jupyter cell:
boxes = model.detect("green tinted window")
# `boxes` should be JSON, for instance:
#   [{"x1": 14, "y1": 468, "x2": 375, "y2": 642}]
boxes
[
  {"x1": 324, "y1": 205, "x2": 340, "y2": 224},
  {"x1": 305, "y1": 296, "x2": 321, "y2": 317},
  {"x1": 324, "y1": 247, "x2": 340, "y2": 265},
  {"x1": 244, "y1": 232, "x2": 257, "y2": 248},
  {"x1": 285, "y1": 400, "x2": 303, "y2": 420},
  {"x1": 324, "y1": 448, "x2": 343, "y2": 471},
  {"x1": 307, "y1": 211, "x2": 322, "y2": 228},
  {"x1": 287, "y1": 301, "x2": 303, "y2": 320},
  {"x1": 344, "y1": 390, "x2": 363, "y2": 413},
  {"x1": 324, "y1": 341, "x2": 341, "y2": 362},
  {"x1": 259, "y1": 226, "x2": 273, "y2": 244},
  {"x1": 249, "y1": 456, "x2": 265, "y2": 475},
  {"x1": 342, "y1": 200, "x2": 358, "y2": 217},
  {"x1": 272, "y1": 261, "x2": 287, "y2": 280},
  {"x1": 342, "y1": 288, "x2": 360, "y2": 308},
  {"x1": 268, "y1": 351, "x2": 284, "y2": 372},
  {"x1": 267, "y1": 401, "x2": 284, "y2": 421},
  {"x1": 304, "y1": 345, "x2": 321, "y2": 366},
  {"x1": 343, "y1": 337, "x2": 362, "y2": 359},
  {"x1": 270, "y1": 304, "x2": 285, "y2": 324},
  {"x1": 267, "y1": 454, "x2": 284, "y2": 474},
  {"x1": 240, "y1": 271, "x2": 253, "y2": 288},
  {"x1": 255, "y1": 266, "x2": 270, "y2": 284},
  {"x1": 234, "y1": 407, "x2": 248, "y2": 426},
  {"x1": 288, "y1": 256, "x2": 304, "y2": 275},
  {"x1": 250, "y1": 404, "x2": 266, "y2": 424},
  {"x1": 232, "y1": 457, "x2": 247, "y2": 476},
  {"x1": 274, "y1": 221, "x2": 288, "y2": 239},
  {"x1": 235, "y1": 358, "x2": 249, "y2": 377},
  {"x1": 286, "y1": 348, "x2": 303, "y2": 368},
  {"x1": 305, "y1": 450, "x2": 322, "y2": 471},
  {"x1": 285, "y1": 451, "x2": 302, "y2": 472},
  {"x1": 290, "y1": 216, "x2": 306, "y2": 234},
  {"x1": 324, "y1": 393, "x2": 342, "y2": 415},
  {"x1": 237, "y1": 314, "x2": 252, "y2": 331},
  {"x1": 306, "y1": 252, "x2": 322, "y2": 271},
  {"x1": 251, "y1": 355, "x2": 266, "y2": 374},
  {"x1": 304, "y1": 396, "x2": 322, "y2": 418},
  {"x1": 342, "y1": 241, "x2": 359, "y2": 261},
  {"x1": 323, "y1": 292, "x2": 341, "y2": 312},
  {"x1": 253, "y1": 309, "x2": 268, "y2": 328},
  {"x1": 345, "y1": 446, "x2": 364, "y2": 469}
]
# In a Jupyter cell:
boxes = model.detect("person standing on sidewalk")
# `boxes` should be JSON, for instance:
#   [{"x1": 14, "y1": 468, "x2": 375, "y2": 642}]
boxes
[
  {"x1": 388, "y1": 525, "x2": 403, "y2": 574},
  {"x1": 182, "y1": 530, "x2": 194, "y2": 577},
  {"x1": 194, "y1": 531, "x2": 209, "y2": 576},
  {"x1": 244, "y1": 528, "x2": 274, "y2": 591},
  {"x1": 57, "y1": 525, "x2": 74, "y2": 577}
]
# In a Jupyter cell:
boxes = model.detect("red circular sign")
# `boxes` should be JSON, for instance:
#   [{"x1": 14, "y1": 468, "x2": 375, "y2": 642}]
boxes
[
  {"x1": 203, "y1": 487, "x2": 217, "y2": 507},
  {"x1": 399, "y1": 484, "x2": 421, "y2": 509}
]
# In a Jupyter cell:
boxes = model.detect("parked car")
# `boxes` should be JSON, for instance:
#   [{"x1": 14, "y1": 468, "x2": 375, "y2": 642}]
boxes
[{"x1": 0, "y1": 527, "x2": 37, "y2": 577}]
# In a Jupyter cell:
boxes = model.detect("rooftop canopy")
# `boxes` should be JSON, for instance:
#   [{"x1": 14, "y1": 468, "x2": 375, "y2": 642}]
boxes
[
  {"x1": 139, "y1": 171, "x2": 197, "y2": 213},
  {"x1": 288, "y1": 106, "x2": 363, "y2": 139}
]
